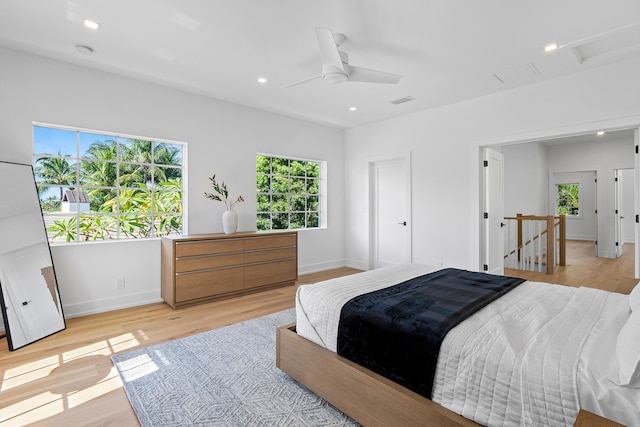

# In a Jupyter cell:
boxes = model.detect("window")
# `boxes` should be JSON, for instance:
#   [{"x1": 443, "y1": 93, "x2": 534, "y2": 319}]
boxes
[
  {"x1": 256, "y1": 154, "x2": 323, "y2": 230},
  {"x1": 557, "y1": 183, "x2": 579, "y2": 216},
  {"x1": 33, "y1": 124, "x2": 184, "y2": 242}
]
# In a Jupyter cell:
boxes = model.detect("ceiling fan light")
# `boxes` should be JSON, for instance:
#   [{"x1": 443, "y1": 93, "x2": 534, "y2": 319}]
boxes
[
  {"x1": 84, "y1": 19, "x2": 100, "y2": 30},
  {"x1": 324, "y1": 72, "x2": 348, "y2": 84}
]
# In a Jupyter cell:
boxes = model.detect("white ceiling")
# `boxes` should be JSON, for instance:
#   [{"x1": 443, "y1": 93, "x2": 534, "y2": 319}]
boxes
[{"x1": 1, "y1": 1, "x2": 640, "y2": 129}]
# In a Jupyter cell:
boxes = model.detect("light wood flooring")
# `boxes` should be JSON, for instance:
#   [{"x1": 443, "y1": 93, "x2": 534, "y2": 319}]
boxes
[
  {"x1": 0, "y1": 242, "x2": 636, "y2": 426},
  {"x1": 0, "y1": 268, "x2": 361, "y2": 427},
  {"x1": 505, "y1": 240, "x2": 637, "y2": 295}
]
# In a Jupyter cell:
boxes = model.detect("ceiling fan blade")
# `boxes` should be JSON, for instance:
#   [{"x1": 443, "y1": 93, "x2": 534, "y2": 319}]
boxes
[
  {"x1": 281, "y1": 74, "x2": 323, "y2": 89},
  {"x1": 348, "y1": 65, "x2": 402, "y2": 84},
  {"x1": 315, "y1": 27, "x2": 347, "y2": 75}
]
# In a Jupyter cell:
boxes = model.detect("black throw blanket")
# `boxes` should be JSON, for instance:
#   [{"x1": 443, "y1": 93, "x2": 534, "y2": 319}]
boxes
[{"x1": 337, "y1": 268, "x2": 525, "y2": 399}]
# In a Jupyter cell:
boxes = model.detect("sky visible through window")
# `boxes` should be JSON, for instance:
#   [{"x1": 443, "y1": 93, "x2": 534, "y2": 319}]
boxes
[{"x1": 33, "y1": 124, "x2": 184, "y2": 242}]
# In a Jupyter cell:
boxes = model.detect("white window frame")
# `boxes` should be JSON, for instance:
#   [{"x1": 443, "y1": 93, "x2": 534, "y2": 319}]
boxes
[
  {"x1": 256, "y1": 153, "x2": 326, "y2": 231},
  {"x1": 32, "y1": 122, "x2": 188, "y2": 243},
  {"x1": 556, "y1": 180, "x2": 582, "y2": 219}
]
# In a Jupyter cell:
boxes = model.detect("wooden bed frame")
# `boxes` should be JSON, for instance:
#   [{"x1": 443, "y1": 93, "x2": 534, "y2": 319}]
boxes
[
  {"x1": 276, "y1": 323, "x2": 479, "y2": 427},
  {"x1": 276, "y1": 324, "x2": 615, "y2": 427}
]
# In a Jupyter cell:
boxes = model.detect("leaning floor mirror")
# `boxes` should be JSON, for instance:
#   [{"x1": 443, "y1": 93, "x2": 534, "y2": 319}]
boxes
[{"x1": 0, "y1": 161, "x2": 65, "y2": 351}]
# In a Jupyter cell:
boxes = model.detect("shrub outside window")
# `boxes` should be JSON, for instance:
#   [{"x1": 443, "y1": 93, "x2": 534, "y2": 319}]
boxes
[
  {"x1": 256, "y1": 154, "x2": 323, "y2": 231},
  {"x1": 33, "y1": 124, "x2": 185, "y2": 242},
  {"x1": 557, "y1": 183, "x2": 579, "y2": 216}
]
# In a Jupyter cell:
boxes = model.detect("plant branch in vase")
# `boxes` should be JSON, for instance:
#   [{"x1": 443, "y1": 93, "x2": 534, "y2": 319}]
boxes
[{"x1": 205, "y1": 174, "x2": 244, "y2": 234}]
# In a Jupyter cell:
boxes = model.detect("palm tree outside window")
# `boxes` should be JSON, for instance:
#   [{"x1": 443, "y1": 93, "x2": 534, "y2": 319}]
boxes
[{"x1": 33, "y1": 124, "x2": 185, "y2": 242}]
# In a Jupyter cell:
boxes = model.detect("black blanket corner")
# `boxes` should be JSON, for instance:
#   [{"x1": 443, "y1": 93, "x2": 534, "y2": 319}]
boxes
[{"x1": 337, "y1": 268, "x2": 525, "y2": 399}]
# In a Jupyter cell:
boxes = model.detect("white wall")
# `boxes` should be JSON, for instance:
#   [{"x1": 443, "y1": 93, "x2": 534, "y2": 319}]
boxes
[
  {"x1": 0, "y1": 46, "x2": 345, "y2": 317},
  {"x1": 345, "y1": 56, "x2": 640, "y2": 271},
  {"x1": 502, "y1": 142, "x2": 548, "y2": 217}
]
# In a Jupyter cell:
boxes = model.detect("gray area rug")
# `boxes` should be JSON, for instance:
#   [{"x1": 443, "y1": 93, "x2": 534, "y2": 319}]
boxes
[{"x1": 111, "y1": 309, "x2": 359, "y2": 426}]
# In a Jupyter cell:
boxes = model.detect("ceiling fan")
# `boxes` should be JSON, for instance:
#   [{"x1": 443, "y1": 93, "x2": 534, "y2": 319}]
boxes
[{"x1": 282, "y1": 27, "x2": 403, "y2": 88}]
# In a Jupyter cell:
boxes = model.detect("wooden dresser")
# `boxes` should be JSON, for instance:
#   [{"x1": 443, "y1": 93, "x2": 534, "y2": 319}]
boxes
[{"x1": 161, "y1": 231, "x2": 297, "y2": 308}]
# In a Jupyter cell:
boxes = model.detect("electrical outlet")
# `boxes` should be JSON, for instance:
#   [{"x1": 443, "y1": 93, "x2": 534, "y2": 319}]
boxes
[{"x1": 117, "y1": 277, "x2": 125, "y2": 289}]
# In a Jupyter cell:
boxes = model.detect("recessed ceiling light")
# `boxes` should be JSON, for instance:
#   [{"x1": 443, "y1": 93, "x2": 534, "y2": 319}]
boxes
[
  {"x1": 257, "y1": 77, "x2": 268, "y2": 84},
  {"x1": 75, "y1": 44, "x2": 94, "y2": 55},
  {"x1": 348, "y1": 107, "x2": 357, "y2": 111},
  {"x1": 597, "y1": 131, "x2": 605, "y2": 136},
  {"x1": 84, "y1": 19, "x2": 100, "y2": 30},
  {"x1": 544, "y1": 43, "x2": 558, "y2": 53}
]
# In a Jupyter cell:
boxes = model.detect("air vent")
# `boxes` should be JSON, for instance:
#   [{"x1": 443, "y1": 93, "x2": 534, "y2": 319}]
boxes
[
  {"x1": 390, "y1": 96, "x2": 415, "y2": 105},
  {"x1": 493, "y1": 62, "x2": 540, "y2": 84}
]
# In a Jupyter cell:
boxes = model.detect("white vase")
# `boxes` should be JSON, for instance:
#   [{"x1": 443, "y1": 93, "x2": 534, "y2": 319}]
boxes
[{"x1": 222, "y1": 209, "x2": 238, "y2": 234}]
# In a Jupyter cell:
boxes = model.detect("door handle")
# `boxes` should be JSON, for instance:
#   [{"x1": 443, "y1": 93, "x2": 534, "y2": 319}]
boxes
[
  {"x1": 500, "y1": 222, "x2": 506, "y2": 228},
  {"x1": 398, "y1": 221, "x2": 407, "y2": 226}
]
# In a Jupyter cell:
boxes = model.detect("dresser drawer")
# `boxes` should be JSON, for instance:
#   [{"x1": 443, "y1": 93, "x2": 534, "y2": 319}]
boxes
[
  {"x1": 175, "y1": 253, "x2": 244, "y2": 273},
  {"x1": 162, "y1": 232, "x2": 297, "y2": 308},
  {"x1": 175, "y1": 239, "x2": 244, "y2": 257},
  {"x1": 245, "y1": 259, "x2": 297, "y2": 288},
  {"x1": 245, "y1": 247, "x2": 296, "y2": 264},
  {"x1": 175, "y1": 267, "x2": 244, "y2": 302},
  {"x1": 244, "y1": 234, "x2": 296, "y2": 250}
]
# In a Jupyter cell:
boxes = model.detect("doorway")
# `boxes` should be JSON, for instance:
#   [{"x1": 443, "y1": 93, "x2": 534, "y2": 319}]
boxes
[
  {"x1": 369, "y1": 153, "x2": 412, "y2": 269},
  {"x1": 481, "y1": 126, "x2": 639, "y2": 278},
  {"x1": 551, "y1": 171, "x2": 598, "y2": 256},
  {"x1": 615, "y1": 168, "x2": 636, "y2": 258}
]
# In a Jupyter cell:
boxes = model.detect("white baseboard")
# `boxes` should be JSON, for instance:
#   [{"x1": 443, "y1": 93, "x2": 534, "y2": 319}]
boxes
[
  {"x1": 566, "y1": 235, "x2": 596, "y2": 241},
  {"x1": 343, "y1": 258, "x2": 369, "y2": 271},
  {"x1": 63, "y1": 291, "x2": 163, "y2": 319},
  {"x1": 61, "y1": 260, "x2": 361, "y2": 319},
  {"x1": 298, "y1": 259, "x2": 346, "y2": 275}
]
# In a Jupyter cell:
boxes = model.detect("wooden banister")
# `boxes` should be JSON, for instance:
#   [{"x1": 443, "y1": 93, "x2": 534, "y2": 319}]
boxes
[
  {"x1": 503, "y1": 213, "x2": 566, "y2": 273},
  {"x1": 559, "y1": 214, "x2": 566, "y2": 267},
  {"x1": 546, "y1": 215, "x2": 555, "y2": 274}
]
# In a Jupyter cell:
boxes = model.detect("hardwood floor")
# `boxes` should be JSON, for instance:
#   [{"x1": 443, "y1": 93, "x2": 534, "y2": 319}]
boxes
[
  {"x1": 0, "y1": 268, "x2": 360, "y2": 427},
  {"x1": 0, "y1": 244, "x2": 635, "y2": 426},
  {"x1": 505, "y1": 240, "x2": 637, "y2": 295}
]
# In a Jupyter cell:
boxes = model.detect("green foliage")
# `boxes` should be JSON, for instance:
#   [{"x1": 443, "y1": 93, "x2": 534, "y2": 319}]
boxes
[
  {"x1": 36, "y1": 137, "x2": 183, "y2": 242},
  {"x1": 255, "y1": 155, "x2": 321, "y2": 231},
  {"x1": 256, "y1": 155, "x2": 270, "y2": 174},
  {"x1": 34, "y1": 154, "x2": 76, "y2": 200},
  {"x1": 557, "y1": 184, "x2": 579, "y2": 215},
  {"x1": 48, "y1": 216, "x2": 78, "y2": 242},
  {"x1": 39, "y1": 196, "x2": 61, "y2": 212}
]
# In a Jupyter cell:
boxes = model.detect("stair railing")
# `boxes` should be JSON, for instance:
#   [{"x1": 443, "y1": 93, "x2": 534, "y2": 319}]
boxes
[{"x1": 503, "y1": 214, "x2": 566, "y2": 273}]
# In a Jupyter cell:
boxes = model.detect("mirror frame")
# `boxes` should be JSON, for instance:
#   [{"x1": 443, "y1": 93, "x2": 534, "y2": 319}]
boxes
[{"x1": 0, "y1": 160, "x2": 66, "y2": 351}]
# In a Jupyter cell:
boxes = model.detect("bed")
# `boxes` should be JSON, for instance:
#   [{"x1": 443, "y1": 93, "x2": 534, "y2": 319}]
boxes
[{"x1": 276, "y1": 264, "x2": 640, "y2": 427}]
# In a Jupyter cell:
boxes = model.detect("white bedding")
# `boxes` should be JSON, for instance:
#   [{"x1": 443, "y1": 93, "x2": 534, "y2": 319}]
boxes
[
  {"x1": 295, "y1": 264, "x2": 637, "y2": 427},
  {"x1": 577, "y1": 292, "x2": 640, "y2": 427}
]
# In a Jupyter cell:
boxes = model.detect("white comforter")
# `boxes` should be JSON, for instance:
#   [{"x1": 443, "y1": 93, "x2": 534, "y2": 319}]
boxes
[{"x1": 295, "y1": 264, "x2": 630, "y2": 427}]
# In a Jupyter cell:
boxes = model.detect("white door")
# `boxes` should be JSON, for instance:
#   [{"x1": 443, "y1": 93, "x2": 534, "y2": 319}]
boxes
[
  {"x1": 482, "y1": 148, "x2": 505, "y2": 275},
  {"x1": 615, "y1": 169, "x2": 623, "y2": 258},
  {"x1": 635, "y1": 128, "x2": 640, "y2": 278},
  {"x1": 370, "y1": 155, "x2": 411, "y2": 269}
]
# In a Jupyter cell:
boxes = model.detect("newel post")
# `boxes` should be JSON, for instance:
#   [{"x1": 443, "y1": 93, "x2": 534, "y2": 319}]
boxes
[
  {"x1": 517, "y1": 213, "x2": 523, "y2": 262},
  {"x1": 559, "y1": 214, "x2": 566, "y2": 267},
  {"x1": 546, "y1": 215, "x2": 555, "y2": 274}
]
